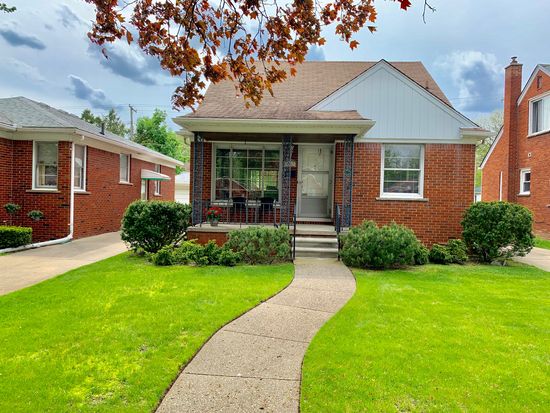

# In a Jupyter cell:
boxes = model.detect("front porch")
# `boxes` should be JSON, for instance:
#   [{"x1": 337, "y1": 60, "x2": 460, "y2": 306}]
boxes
[{"x1": 187, "y1": 131, "x2": 360, "y2": 231}]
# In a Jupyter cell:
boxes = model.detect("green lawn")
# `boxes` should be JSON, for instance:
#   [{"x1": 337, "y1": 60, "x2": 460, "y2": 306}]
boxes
[
  {"x1": 301, "y1": 264, "x2": 549, "y2": 412},
  {"x1": 0, "y1": 254, "x2": 292, "y2": 412},
  {"x1": 535, "y1": 237, "x2": 550, "y2": 250}
]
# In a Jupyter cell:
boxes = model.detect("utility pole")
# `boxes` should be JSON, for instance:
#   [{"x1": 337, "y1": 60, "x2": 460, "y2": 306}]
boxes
[{"x1": 129, "y1": 104, "x2": 137, "y2": 138}]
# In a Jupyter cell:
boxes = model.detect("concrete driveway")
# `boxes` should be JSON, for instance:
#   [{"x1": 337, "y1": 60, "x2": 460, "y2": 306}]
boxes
[
  {"x1": 514, "y1": 247, "x2": 550, "y2": 271},
  {"x1": 0, "y1": 232, "x2": 127, "y2": 295}
]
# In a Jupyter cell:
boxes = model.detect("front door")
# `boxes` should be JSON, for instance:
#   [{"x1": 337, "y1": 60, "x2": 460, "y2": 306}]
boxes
[{"x1": 298, "y1": 145, "x2": 333, "y2": 219}]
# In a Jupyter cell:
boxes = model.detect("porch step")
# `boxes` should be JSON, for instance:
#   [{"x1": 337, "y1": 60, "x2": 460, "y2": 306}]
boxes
[{"x1": 293, "y1": 236, "x2": 339, "y2": 258}]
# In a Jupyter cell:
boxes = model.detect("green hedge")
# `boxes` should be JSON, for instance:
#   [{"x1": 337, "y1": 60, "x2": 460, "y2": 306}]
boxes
[
  {"x1": 340, "y1": 220, "x2": 425, "y2": 269},
  {"x1": 0, "y1": 226, "x2": 32, "y2": 249},
  {"x1": 121, "y1": 201, "x2": 192, "y2": 253},
  {"x1": 151, "y1": 240, "x2": 241, "y2": 267},
  {"x1": 225, "y1": 226, "x2": 291, "y2": 264},
  {"x1": 462, "y1": 201, "x2": 534, "y2": 263}
]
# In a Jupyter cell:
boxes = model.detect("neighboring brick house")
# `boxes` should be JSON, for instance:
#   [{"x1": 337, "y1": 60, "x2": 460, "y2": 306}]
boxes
[
  {"x1": 481, "y1": 59, "x2": 550, "y2": 238},
  {"x1": 175, "y1": 60, "x2": 489, "y2": 246},
  {"x1": 0, "y1": 97, "x2": 183, "y2": 243}
]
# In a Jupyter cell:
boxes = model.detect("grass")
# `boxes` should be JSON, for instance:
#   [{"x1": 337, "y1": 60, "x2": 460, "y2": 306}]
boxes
[
  {"x1": 535, "y1": 237, "x2": 550, "y2": 250},
  {"x1": 301, "y1": 264, "x2": 550, "y2": 412},
  {"x1": 0, "y1": 253, "x2": 293, "y2": 412}
]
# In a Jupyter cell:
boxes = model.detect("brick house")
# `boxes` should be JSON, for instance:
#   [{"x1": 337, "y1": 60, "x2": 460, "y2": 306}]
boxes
[
  {"x1": 0, "y1": 97, "x2": 183, "y2": 244},
  {"x1": 481, "y1": 59, "x2": 550, "y2": 238},
  {"x1": 175, "y1": 60, "x2": 489, "y2": 247}
]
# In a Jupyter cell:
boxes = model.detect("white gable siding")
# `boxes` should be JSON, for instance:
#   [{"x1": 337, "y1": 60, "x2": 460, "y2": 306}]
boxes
[{"x1": 312, "y1": 63, "x2": 475, "y2": 140}]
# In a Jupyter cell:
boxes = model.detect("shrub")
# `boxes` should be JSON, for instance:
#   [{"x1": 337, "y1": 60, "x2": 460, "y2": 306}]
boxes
[
  {"x1": 121, "y1": 200, "x2": 192, "y2": 253},
  {"x1": 27, "y1": 210, "x2": 44, "y2": 221},
  {"x1": 413, "y1": 244, "x2": 430, "y2": 265},
  {"x1": 429, "y1": 244, "x2": 453, "y2": 265},
  {"x1": 150, "y1": 245, "x2": 175, "y2": 266},
  {"x1": 0, "y1": 226, "x2": 32, "y2": 249},
  {"x1": 225, "y1": 226, "x2": 291, "y2": 264},
  {"x1": 150, "y1": 240, "x2": 242, "y2": 267},
  {"x1": 462, "y1": 201, "x2": 534, "y2": 263},
  {"x1": 340, "y1": 220, "x2": 423, "y2": 269},
  {"x1": 3, "y1": 203, "x2": 21, "y2": 215},
  {"x1": 217, "y1": 248, "x2": 241, "y2": 267},
  {"x1": 447, "y1": 239, "x2": 468, "y2": 264}
]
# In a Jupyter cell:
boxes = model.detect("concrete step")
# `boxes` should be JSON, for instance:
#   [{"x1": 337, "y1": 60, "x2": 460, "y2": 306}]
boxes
[
  {"x1": 294, "y1": 237, "x2": 338, "y2": 249},
  {"x1": 294, "y1": 246, "x2": 339, "y2": 258}
]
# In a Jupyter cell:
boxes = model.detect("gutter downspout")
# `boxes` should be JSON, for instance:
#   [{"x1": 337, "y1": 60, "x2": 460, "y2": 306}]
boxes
[{"x1": 0, "y1": 142, "x2": 75, "y2": 253}]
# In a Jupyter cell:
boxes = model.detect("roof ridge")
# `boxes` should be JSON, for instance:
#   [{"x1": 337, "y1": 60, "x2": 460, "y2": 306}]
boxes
[{"x1": 15, "y1": 97, "x2": 73, "y2": 128}]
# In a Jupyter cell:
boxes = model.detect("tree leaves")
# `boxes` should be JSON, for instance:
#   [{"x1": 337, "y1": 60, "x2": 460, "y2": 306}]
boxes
[{"x1": 85, "y1": 0, "x2": 415, "y2": 110}]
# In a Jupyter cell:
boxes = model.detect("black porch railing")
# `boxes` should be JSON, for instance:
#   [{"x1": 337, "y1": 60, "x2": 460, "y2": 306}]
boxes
[
  {"x1": 196, "y1": 199, "x2": 288, "y2": 227},
  {"x1": 335, "y1": 203, "x2": 342, "y2": 260}
]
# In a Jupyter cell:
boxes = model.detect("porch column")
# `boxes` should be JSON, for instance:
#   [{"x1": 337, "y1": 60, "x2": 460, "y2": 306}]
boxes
[
  {"x1": 192, "y1": 132, "x2": 204, "y2": 225},
  {"x1": 281, "y1": 135, "x2": 293, "y2": 226},
  {"x1": 342, "y1": 134, "x2": 354, "y2": 228}
]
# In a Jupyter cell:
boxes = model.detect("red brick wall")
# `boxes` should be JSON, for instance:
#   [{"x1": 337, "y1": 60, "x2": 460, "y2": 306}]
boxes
[
  {"x1": 73, "y1": 147, "x2": 175, "y2": 239},
  {"x1": 514, "y1": 69, "x2": 550, "y2": 237},
  {"x1": 0, "y1": 139, "x2": 176, "y2": 243},
  {"x1": 0, "y1": 137, "x2": 13, "y2": 224},
  {"x1": 336, "y1": 142, "x2": 476, "y2": 246},
  {"x1": 482, "y1": 67, "x2": 550, "y2": 237},
  {"x1": 481, "y1": 132, "x2": 509, "y2": 202},
  {"x1": 10, "y1": 141, "x2": 72, "y2": 242},
  {"x1": 187, "y1": 230, "x2": 228, "y2": 246}
]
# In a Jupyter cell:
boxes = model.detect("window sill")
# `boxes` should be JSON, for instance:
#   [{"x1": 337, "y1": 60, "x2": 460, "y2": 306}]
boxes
[
  {"x1": 153, "y1": 193, "x2": 162, "y2": 197},
  {"x1": 26, "y1": 189, "x2": 60, "y2": 194},
  {"x1": 118, "y1": 181, "x2": 133, "y2": 186},
  {"x1": 527, "y1": 130, "x2": 550, "y2": 138},
  {"x1": 376, "y1": 196, "x2": 428, "y2": 202},
  {"x1": 75, "y1": 190, "x2": 91, "y2": 195},
  {"x1": 517, "y1": 193, "x2": 531, "y2": 197}
]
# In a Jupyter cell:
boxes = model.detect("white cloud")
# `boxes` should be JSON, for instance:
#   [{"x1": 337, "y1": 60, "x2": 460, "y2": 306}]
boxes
[
  {"x1": 4, "y1": 58, "x2": 47, "y2": 83},
  {"x1": 435, "y1": 51, "x2": 503, "y2": 112}
]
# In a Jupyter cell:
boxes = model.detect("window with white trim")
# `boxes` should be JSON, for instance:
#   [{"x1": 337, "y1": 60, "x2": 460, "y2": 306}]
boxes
[
  {"x1": 120, "y1": 154, "x2": 130, "y2": 183},
  {"x1": 530, "y1": 95, "x2": 550, "y2": 134},
  {"x1": 213, "y1": 145, "x2": 281, "y2": 201},
  {"x1": 381, "y1": 144, "x2": 424, "y2": 198},
  {"x1": 73, "y1": 144, "x2": 87, "y2": 191},
  {"x1": 154, "y1": 164, "x2": 161, "y2": 195},
  {"x1": 520, "y1": 168, "x2": 531, "y2": 195},
  {"x1": 34, "y1": 141, "x2": 58, "y2": 189}
]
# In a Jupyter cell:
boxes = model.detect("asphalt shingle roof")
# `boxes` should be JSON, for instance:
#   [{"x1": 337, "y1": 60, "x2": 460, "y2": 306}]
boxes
[
  {"x1": 0, "y1": 97, "x2": 182, "y2": 165},
  {"x1": 185, "y1": 61, "x2": 451, "y2": 121}
]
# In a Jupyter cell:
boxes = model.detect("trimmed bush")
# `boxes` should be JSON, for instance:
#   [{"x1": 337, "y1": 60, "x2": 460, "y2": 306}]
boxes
[
  {"x1": 150, "y1": 240, "x2": 242, "y2": 267},
  {"x1": 462, "y1": 201, "x2": 534, "y2": 263},
  {"x1": 429, "y1": 244, "x2": 453, "y2": 265},
  {"x1": 0, "y1": 226, "x2": 32, "y2": 249},
  {"x1": 121, "y1": 201, "x2": 192, "y2": 253},
  {"x1": 429, "y1": 240, "x2": 468, "y2": 265},
  {"x1": 225, "y1": 226, "x2": 291, "y2": 264},
  {"x1": 447, "y1": 239, "x2": 468, "y2": 264},
  {"x1": 340, "y1": 220, "x2": 423, "y2": 269},
  {"x1": 414, "y1": 245, "x2": 430, "y2": 265}
]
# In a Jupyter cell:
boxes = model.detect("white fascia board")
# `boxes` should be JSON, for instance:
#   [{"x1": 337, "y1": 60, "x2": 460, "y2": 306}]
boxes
[
  {"x1": 354, "y1": 136, "x2": 480, "y2": 145},
  {"x1": 480, "y1": 128, "x2": 503, "y2": 169},
  {"x1": 310, "y1": 59, "x2": 481, "y2": 130},
  {"x1": 518, "y1": 65, "x2": 550, "y2": 105},
  {"x1": 174, "y1": 117, "x2": 376, "y2": 137}
]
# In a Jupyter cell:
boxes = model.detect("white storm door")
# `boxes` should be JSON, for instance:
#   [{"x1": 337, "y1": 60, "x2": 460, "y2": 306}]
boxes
[{"x1": 298, "y1": 145, "x2": 332, "y2": 218}]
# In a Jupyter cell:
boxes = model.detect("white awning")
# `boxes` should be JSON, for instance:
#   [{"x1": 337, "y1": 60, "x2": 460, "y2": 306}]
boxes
[{"x1": 141, "y1": 169, "x2": 171, "y2": 181}]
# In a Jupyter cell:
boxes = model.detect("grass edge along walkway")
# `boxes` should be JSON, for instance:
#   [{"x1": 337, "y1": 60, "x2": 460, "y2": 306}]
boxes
[
  {"x1": 0, "y1": 253, "x2": 293, "y2": 412},
  {"x1": 301, "y1": 263, "x2": 550, "y2": 412}
]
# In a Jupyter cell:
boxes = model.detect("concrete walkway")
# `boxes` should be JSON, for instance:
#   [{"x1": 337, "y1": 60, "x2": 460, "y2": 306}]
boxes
[
  {"x1": 514, "y1": 247, "x2": 550, "y2": 271},
  {"x1": 157, "y1": 258, "x2": 356, "y2": 413},
  {"x1": 0, "y1": 232, "x2": 126, "y2": 295}
]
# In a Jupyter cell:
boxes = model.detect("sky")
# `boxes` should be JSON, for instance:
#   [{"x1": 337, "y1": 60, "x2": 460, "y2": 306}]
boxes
[{"x1": 1, "y1": 0, "x2": 549, "y2": 131}]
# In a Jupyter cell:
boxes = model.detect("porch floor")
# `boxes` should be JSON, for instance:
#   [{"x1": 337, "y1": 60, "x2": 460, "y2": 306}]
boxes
[{"x1": 188, "y1": 223, "x2": 338, "y2": 237}]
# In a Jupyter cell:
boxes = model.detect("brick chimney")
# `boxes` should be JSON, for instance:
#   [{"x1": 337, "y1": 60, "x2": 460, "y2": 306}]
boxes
[{"x1": 504, "y1": 56, "x2": 522, "y2": 201}]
